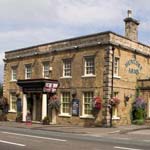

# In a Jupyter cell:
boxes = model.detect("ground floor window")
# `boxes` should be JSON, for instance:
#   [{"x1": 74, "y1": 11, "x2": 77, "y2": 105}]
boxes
[
  {"x1": 112, "y1": 107, "x2": 120, "y2": 119},
  {"x1": 9, "y1": 93, "x2": 17, "y2": 112},
  {"x1": 83, "y1": 92, "x2": 93, "y2": 116},
  {"x1": 147, "y1": 99, "x2": 150, "y2": 118},
  {"x1": 61, "y1": 92, "x2": 71, "y2": 115}
]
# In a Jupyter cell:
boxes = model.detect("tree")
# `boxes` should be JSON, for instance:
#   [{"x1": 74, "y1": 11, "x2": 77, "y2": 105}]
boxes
[{"x1": 0, "y1": 83, "x2": 3, "y2": 96}]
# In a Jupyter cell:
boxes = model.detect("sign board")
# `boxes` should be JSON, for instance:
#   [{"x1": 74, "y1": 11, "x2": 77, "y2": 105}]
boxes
[
  {"x1": 43, "y1": 82, "x2": 59, "y2": 93},
  {"x1": 72, "y1": 99, "x2": 79, "y2": 116},
  {"x1": 125, "y1": 58, "x2": 142, "y2": 75}
]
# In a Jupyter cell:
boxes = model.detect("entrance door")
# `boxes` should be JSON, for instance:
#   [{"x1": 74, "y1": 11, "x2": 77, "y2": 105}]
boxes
[{"x1": 30, "y1": 93, "x2": 42, "y2": 122}]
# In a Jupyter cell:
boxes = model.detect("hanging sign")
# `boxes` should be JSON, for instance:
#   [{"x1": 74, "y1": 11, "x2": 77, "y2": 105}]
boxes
[
  {"x1": 125, "y1": 59, "x2": 142, "y2": 75},
  {"x1": 43, "y1": 82, "x2": 59, "y2": 93}
]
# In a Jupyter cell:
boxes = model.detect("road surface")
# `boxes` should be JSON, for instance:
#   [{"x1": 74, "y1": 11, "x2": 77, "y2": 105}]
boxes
[{"x1": 0, "y1": 126, "x2": 149, "y2": 150}]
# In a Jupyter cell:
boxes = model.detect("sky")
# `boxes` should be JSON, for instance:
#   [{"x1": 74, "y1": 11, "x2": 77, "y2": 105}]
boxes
[{"x1": 0, "y1": 0, "x2": 150, "y2": 82}]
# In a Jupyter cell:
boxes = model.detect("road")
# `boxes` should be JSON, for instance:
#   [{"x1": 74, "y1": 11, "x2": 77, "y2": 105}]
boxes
[{"x1": 0, "y1": 126, "x2": 149, "y2": 150}]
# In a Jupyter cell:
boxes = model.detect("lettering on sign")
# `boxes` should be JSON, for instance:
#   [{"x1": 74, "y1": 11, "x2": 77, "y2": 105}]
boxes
[{"x1": 125, "y1": 59, "x2": 142, "y2": 75}]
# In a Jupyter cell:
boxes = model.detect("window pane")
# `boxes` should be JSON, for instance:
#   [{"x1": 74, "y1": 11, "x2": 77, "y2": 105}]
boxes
[
  {"x1": 85, "y1": 57, "x2": 95, "y2": 75},
  {"x1": 61, "y1": 92, "x2": 70, "y2": 114},
  {"x1": 43, "y1": 62, "x2": 49, "y2": 78},
  {"x1": 11, "y1": 67, "x2": 17, "y2": 81},
  {"x1": 25, "y1": 64, "x2": 32, "y2": 79},
  {"x1": 83, "y1": 92, "x2": 93, "y2": 115},
  {"x1": 114, "y1": 57, "x2": 119, "y2": 76},
  {"x1": 11, "y1": 94, "x2": 17, "y2": 111},
  {"x1": 63, "y1": 60, "x2": 71, "y2": 77}
]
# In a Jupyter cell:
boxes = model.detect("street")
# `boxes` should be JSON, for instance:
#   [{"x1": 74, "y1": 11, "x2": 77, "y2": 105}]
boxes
[{"x1": 0, "y1": 126, "x2": 150, "y2": 150}]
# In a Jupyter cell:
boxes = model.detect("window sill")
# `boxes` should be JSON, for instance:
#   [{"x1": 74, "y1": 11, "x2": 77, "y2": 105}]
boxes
[
  {"x1": 58, "y1": 114, "x2": 71, "y2": 117},
  {"x1": 80, "y1": 115, "x2": 95, "y2": 119},
  {"x1": 10, "y1": 80, "x2": 17, "y2": 82},
  {"x1": 113, "y1": 75, "x2": 121, "y2": 79},
  {"x1": 60, "y1": 76, "x2": 72, "y2": 79},
  {"x1": 8, "y1": 110, "x2": 17, "y2": 113},
  {"x1": 81, "y1": 75, "x2": 96, "y2": 78},
  {"x1": 112, "y1": 116, "x2": 120, "y2": 120}
]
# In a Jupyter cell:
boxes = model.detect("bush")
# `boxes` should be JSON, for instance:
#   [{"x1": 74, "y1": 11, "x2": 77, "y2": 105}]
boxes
[
  {"x1": 132, "y1": 96, "x2": 146, "y2": 123},
  {"x1": 42, "y1": 116, "x2": 50, "y2": 125},
  {"x1": 132, "y1": 119, "x2": 144, "y2": 125},
  {"x1": 16, "y1": 112, "x2": 22, "y2": 122}
]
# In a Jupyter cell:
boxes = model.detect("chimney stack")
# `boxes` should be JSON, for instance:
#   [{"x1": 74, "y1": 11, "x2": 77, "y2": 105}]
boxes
[{"x1": 124, "y1": 10, "x2": 139, "y2": 42}]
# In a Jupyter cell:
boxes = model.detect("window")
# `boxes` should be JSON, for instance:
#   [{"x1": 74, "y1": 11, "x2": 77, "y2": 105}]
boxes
[
  {"x1": 63, "y1": 59, "x2": 71, "y2": 77},
  {"x1": 83, "y1": 92, "x2": 93, "y2": 116},
  {"x1": 61, "y1": 92, "x2": 71, "y2": 115},
  {"x1": 25, "y1": 64, "x2": 32, "y2": 79},
  {"x1": 9, "y1": 93, "x2": 17, "y2": 112},
  {"x1": 43, "y1": 62, "x2": 49, "y2": 78},
  {"x1": 84, "y1": 57, "x2": 95, "y2": 76},
  {"x1": 112, "y1": 107, "x2": 120, "y2": 120},
  {"x1": 114, "y1": 57, "x2": 119, "y2": 76},
  {"x1": 11, "y1": 66, "x2": 17, "y2": 81}
]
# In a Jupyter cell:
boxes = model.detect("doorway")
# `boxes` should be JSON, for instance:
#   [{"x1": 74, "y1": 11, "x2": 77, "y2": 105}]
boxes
[{"x1": 27, "y1": 93, "x2": 42, "y2": 122}]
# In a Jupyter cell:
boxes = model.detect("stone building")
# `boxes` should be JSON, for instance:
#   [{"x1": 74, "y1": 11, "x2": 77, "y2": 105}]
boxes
[{"x1": 3, "y1": 11, "x2": 150, "y2": 126}]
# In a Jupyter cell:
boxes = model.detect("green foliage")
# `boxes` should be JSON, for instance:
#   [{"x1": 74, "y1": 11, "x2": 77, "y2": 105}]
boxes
[
  {"x1": 135, "y1": 86, "x2": 140, "y2": 97},
  {"x1": 0, "y1": 83, "x2": 3, "y2": 96},
  {"x1": 135, "y1": 108, "x2": 146, "y2": 120},
  {"x1": 131, "y1": 86, "x2": 147, "y2": 125},
  {"x1": 132, "y1": 119, "x2": 144, "y2": 125},
  {"x1": 42, "y1": 116, "x2": 50, "y2": 125},
  {"x1": 16, "y1": 112, "x2": 22, "y2": 122}
]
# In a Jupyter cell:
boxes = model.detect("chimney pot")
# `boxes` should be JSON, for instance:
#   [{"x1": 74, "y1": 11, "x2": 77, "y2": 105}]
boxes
[{"x1": 128, "y1": 10, "x2": 132, "y2": 18}]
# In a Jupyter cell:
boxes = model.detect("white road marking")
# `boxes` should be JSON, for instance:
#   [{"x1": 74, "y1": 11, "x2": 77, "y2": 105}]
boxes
[
  {"x1": 143, "y1": 140, "x2": 150, "y2": 142},
  {"x1": 0, "y1": 140, "x2": 25, "y2": 147},
  {"x1": 112, "y1": 137, "x2": 129, "y2": 140},
  {"x1": 2, "y1": 131, "x2": 67, "y2": 142},
  {"x1": 86, "y1": 134, "x2": 103, "y2": 137},
  {"x1": 114, "y1": 146, "x2": 143, "y2": 150}
]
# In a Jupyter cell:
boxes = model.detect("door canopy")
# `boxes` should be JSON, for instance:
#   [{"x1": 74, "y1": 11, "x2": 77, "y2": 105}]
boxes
[{"x1": 17, "y1": 79, "x2": 59, "y2": 93}]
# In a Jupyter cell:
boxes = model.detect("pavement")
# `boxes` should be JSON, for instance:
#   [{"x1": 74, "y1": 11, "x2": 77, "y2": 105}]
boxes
[{"x1": 0, "y1": 121, "x2": 150, "y2": 136}]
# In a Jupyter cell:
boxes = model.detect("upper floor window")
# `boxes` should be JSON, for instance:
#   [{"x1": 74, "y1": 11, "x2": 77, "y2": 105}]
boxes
[
  {"x1": 114, "y1": 57, "x2": 120, "y2": 76},
  {"x1": 11, "y1": 66, "x2": 17, "y2": 81},
  {"x1": 43, "y1": 62, "x2": 49, "y2": 78},
  {"x1": 25, "y1": 64, "x2": 32, "y2": 79},
  {"x1": 83, "y1": 92, "x2": 93, "y2": 116},
  {"x1": 61, "y1": 92, "x2": 71, "y2": 115},
  {"x1": 84, "y1": 56, "x2": 95, "y2": 76},
  {"x1": 63, "y1": 59, "x2": 71, "y2": 77}
]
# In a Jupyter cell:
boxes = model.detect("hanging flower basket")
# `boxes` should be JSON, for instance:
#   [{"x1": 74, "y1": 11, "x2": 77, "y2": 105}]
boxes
[
  {"x1": 48, "y1": 100, "x2": 60, "y2": 112},
  {"x1": 92, "y1": 96, "x2": 102, "y2": 110},
  {"x1": 109, "y1": 97, "x2": 120, "y2": 107}
]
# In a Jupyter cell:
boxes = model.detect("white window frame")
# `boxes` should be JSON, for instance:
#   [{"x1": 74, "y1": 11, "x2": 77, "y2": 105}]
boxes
[
  {"x1": 60, "y1": 92, "x2": 71, "y2": 116},
  {"x1": 11, "y1": 66, "x2": 17, "y2": 81},
  {"x1": 25, "y1": 64, "x2": 32, "y2": 79},
  {"x1": 9, "y1": 93, "x2": 17, "y2": 112},
  {"x1": 84, "y1": 56, "x2": 95, "y2": 76},
  {"x1": 43, "y1": 62, "x2": 49, "y2": 78},
  {"x1": 114, "y1": 57, "x2": 120, "y2": 77},
  {"x1": 147, "y1": 99, "x2": 150, "y2": 118},
  {"x1": 112, "y1": 107, "x2": 120, "y2": 120},
  {"x1": 81, "y1": 92, "x2": 94, "y2": 118},
  {"x1": 63, "y1": 59, "x2": 72, "y2": 78}
]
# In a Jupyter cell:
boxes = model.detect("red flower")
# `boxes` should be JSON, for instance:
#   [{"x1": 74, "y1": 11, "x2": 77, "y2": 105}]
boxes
[{"x1": 110, "y1": 97, "x2": 120, "y2": 106}]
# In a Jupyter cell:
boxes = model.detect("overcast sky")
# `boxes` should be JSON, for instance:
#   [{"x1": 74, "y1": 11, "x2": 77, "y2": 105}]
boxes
[{"x1": 0, "y1": 0, "x2": 150, "y2": 82}]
